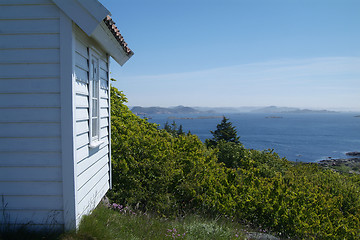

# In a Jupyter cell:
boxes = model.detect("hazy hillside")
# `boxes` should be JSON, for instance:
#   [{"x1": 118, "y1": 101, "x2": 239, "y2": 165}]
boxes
[{"x1": 131, "y1": 105, "x2": 337, "y2": 114}]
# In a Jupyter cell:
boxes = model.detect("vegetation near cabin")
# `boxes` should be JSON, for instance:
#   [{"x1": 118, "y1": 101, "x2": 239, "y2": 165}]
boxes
[
  {"x1": 2, "y1": 86, "x2": 359, "y2": 240},
  {"x1": 109, "y1": 85, "x2": 360, "y2": 239}
]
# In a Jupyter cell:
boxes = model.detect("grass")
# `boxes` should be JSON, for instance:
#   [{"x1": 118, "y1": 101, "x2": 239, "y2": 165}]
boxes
[
  {"x1": 0, "y1": 227, "x2": 61, "y2": 240},
  {"x1": 62, "y1": 205, "x2": 247, "y2": 240},
  {"x1": 328, "y1": 162, "x2": 360, "y2": 174},
  {"x1": 1, "y1": 205, "x2": 249, "y2": 240}
]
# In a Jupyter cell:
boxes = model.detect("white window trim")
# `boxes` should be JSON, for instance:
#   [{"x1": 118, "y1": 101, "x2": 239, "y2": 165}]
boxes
[{"x1": 89, "y1": 48, "x2": 103, "y2": 148}]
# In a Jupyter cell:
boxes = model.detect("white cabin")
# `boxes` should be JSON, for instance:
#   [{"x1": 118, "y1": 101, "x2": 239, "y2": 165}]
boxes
[{"x1": 0, "y1": 0, "x2": 133, "y2": 231}]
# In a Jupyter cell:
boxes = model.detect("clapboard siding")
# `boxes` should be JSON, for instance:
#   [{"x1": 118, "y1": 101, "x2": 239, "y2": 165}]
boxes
[
  {"x1": 0, "y1": 93, "x2": 60, "y2": 108},
  {"x1": 75, "y1": 81, "x2": 88, "y2": 95},
  {"x1": 75, "y1": 94, "x2": 89, "y2": 108},
  {"x1": 77, "y1": 163, "x2": 109, "y2": 203},
  {"x1": 100, "y1": 79, "x2": 108, "y2": 90},
  {"x1": 76, "y1": 120, "x2": 89, "y2": 135},
  {"x1": 73, "y1": 28, "x2": 110, "y2": 224},
  {"x1": 99, "y1": 59, "x2": 108, "y2": 71},
  {"x1": 0, "y1": 0, "x2": 64, "y2": 228},
  {"x1": 0, "y1": 123, "x2": 60, "y2": 137},
  {"x1": 0, "y1": 181, "x2": 62, "y2": 196},
  {"x1": 75, "y1": 65, "x2": 89, "y2": 83},
  {"x1": 77, "y1": 146, "x2": 108, "y2": 173},
  {"x1": 0, "y1": 63, "x2": 60, "y2": 79},
  {"x1": 77, "y1": 176, "x2": 109, "y2": 218},
  {"x1": 0, "y1": 0, "x2": 53, "y2": 5},
  {"x1": 0, "y1": 152, "x2": 61, "y2": 167},
  {"x1": 76, "y1": 108, "x2": 89, "y2": 121},
  {"x1": 0, "y1": 210, "x2": 63, "y2": 225},
  {"x1": 100, "y1": 89, "x2": 109, "y2": 99},
  {"x1": 75, "y1": 53, "x2": 89, "y2": 71},
  {"x1": 0, "y1": 108, "x2": 61, "y2": 122},
  {"x1": 0, "y1": 49, "x2": 59, "y2": 64},
  {"x1": 100, "y1": 98, "x2": 108, "y2": 108},
  {"x1": 3, "y1": 196, "x2": 63, "y2": 210},
  {"x1": 100, "y1": 126, "x2": 109, "y2": 137},
  {"x1": 100, "y1": 108, "x2": 109, "y2": 117},
  {"x1": 0, "y1": 78, "x2": 60, "y2": 93},
  {"x1": 0, "y1": 4, "x2": 59, "y2": 19},
  {"x1": 0, "y1": 19, "x2": 59, "y2": 34},
  {"x1": 100, "y1": 117, "x2": 109, "y2": 128},
  {"x1": 75, "y1": 38, "x2": 88, "y2": 58},
  {"x1": 76, "y1": 132, "x2": 89, "y2": 149},
  {"x1": 0, "y1": 34, "x2": 60, "y2": 49},
  {"x1": 75, "y1": 137, "x2": 109, "y2": 164},
  {"x1": 99, "y1": 68, "x2": 107, "y2": 81},
  {"x1": 77, "y1": 155, "x2": 108, "y2": 190},
  {"x1": 0, "y1": 137, "x2": 61, "y2": 152},
  {"x1": 0, "y1": 166, "x2": 61, "y2": 182}
]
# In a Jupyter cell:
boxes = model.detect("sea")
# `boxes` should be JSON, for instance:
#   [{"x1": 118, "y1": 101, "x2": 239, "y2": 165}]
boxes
[{"x1": 146, "y1": 112, "x2": 360, "y2": 163}]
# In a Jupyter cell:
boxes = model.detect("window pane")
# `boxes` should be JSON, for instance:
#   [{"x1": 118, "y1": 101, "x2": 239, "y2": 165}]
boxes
[
  {"x1": 90, "y1": 54, "x2": 100, "y2": 141},
  {"x1": 92, "y1": 80, "x2": 96, "y2": 96},
  {"x1": 92, "y1": 99, "x2": 98, "y2": 117},
  {"x1": 92, "y1": 118, "x2": 98, "y2": 137},
  {"x1": 96, "y1": 81, "x2": 99, "y2": 97},
  {"x1": 92, "y1": 60, "x2": 97, "y2": 79}
]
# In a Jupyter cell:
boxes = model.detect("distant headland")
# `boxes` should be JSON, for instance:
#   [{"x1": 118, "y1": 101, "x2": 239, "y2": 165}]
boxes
[
  {"x1": 131, "y1": 105, "x2": 341, "y2": 115},
  {"x1": 131, "y1": 106, "x2": 208, "y2": 115}
]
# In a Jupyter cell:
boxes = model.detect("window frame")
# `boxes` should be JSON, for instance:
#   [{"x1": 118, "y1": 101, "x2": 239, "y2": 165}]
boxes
[{"x1": 88, "y1": 48, "x2": 103, "y2": 148}]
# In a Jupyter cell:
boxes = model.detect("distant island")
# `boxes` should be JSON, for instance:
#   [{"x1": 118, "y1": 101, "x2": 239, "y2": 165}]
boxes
[
  {"x1": 168, "y1": 116, "x2": 223, "y2": 120},
  {"x1": 131, "y1": 105, "x2": 339, "y2": 115},
  {"x1": 251, "y1": 106, "x2": 337, "y2": 114},
  {"x1": 131, "y1": 106, "x2": 208, "y2": 115}
]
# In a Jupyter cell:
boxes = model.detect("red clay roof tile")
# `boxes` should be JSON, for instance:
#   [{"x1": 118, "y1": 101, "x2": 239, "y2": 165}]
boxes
[{"x1": 103, "y1": 15, "x2": 134, "y2": 57}]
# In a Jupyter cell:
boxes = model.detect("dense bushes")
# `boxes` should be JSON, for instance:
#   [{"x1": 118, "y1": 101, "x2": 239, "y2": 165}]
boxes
[
  {"x1": 109, "y1": 86, "x2": 360, "y2": 239},
  {"x1": 109, "y1": 86, "x2": 227, "y2": 216}
]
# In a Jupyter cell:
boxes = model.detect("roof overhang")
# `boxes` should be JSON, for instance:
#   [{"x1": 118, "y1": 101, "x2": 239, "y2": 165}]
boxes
[{"x1": 52, "y1": 0, "x2": 133, "y2": 66}]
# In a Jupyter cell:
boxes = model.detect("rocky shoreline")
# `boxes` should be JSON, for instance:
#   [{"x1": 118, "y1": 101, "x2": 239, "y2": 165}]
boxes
[{"x1": 318, "y1": 152, "x2": 360, "y2": 174}]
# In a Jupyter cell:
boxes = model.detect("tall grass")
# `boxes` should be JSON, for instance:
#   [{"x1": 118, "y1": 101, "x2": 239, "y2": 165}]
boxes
[{"x1": 61, "y1": 204, "x2": 247, "y2": 240}]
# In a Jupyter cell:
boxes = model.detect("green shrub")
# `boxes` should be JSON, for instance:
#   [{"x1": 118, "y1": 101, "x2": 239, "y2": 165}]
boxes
[{"x1": 109, "y1": 85, "x2": 360, "y2": 239}]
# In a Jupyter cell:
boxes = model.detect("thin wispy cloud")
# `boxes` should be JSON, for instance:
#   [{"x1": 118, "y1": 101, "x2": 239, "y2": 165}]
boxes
[{"x1": 115, "y1": 57, "x2": 360, "y2": 110}]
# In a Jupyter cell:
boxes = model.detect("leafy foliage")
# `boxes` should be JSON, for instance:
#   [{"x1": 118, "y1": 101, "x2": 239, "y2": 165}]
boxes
[
  {"x1": 109, "y1": 86, "x2": 226, "y2": 216},
  {"x1": 109, "y1": 85, "x2": 360, "y2": 239}
]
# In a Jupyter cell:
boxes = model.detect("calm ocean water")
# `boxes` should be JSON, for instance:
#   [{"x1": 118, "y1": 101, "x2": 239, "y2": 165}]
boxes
[{"x1": 147, "y1": 113, "x2": 360, "y2": 163}]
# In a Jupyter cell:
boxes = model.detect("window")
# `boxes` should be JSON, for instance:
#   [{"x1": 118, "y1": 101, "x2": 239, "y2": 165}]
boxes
[{"x1": 89, "y1": 50, "x2": 102, "y2": 148}]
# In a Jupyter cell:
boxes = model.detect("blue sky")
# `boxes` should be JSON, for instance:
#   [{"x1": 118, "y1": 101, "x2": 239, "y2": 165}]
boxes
[{"x1": 99, "y1": 0, "x2": 360, "y2": 111}]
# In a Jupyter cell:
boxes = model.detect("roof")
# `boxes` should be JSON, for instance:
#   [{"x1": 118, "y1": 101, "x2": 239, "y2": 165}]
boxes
[
  {"x1": 53, "y1": 0, "x2": 133, "y2": 66},
  {"x1": 103, "y1": 16, "x2": 134, "y2": 57}
]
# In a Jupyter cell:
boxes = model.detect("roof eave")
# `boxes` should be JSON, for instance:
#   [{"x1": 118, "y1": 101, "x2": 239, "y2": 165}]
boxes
[
  {"x1": 52, "y1": 0, "x2": 109, "y2": 36},
  {"x1": 52, "y1": 0, "x2": 133, "y2": 66},
  {"x1": 92, "y1": 22, "x2": 133, "y2": 66}
]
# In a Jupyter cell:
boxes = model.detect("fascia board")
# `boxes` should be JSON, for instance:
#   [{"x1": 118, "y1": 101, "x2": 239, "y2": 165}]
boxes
[
  {"x1": 77, "y1": 0, "x2": 110, "y2": 22},
  {"x1": 52, "y1": 0, "x2": 109, "y2": 36},
  {"x1": 91, "y1": 22, "x2": 131, "y2": 66}
]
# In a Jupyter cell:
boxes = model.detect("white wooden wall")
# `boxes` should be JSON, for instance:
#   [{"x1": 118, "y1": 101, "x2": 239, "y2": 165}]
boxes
[
  {"x1": 73, "y1": 26, "x2": 111, "y2": 223},
  {"x1": 0, "y1": 0, "x2": 64, "y2": 229}
]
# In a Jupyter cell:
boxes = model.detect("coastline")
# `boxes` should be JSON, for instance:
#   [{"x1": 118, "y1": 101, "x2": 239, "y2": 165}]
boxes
[{"x1": 318, "y1": 152, "x2": 360, "y2": 174}]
